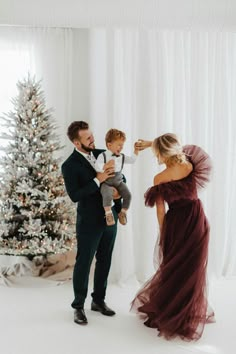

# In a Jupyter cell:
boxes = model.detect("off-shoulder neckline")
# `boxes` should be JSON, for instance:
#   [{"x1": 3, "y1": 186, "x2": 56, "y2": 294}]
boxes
[
  {"x1": 153, "y1": 161, "x2": 194, "y2": 187},
  {"x1": 153, "y1": 169, "x2": 194, "y2": 187}
]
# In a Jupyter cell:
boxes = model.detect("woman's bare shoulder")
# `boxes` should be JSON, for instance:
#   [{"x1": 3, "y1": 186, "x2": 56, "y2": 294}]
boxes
[
  {"x1": 153, "y1": 162, "x2": 193, "y2": 185},
  {"x1": 153, "y1": 169, "x2": 171, "y2": 185}
]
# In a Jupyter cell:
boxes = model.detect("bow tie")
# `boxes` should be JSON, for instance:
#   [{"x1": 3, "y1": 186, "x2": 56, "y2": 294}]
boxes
[{"x1": 112, "y1": 153, "x2": 120, "y2": 157}]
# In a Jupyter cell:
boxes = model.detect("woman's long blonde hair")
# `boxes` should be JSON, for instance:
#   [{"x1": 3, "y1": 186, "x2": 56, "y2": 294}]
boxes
[{"x1": 152, "y1": 133, "x2": 187, "y2": 166}]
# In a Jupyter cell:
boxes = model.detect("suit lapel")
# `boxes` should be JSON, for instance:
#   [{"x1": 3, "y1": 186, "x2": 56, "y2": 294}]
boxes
[{"x1": 72, "y1": 149, "x2": 95, "y2": 172}]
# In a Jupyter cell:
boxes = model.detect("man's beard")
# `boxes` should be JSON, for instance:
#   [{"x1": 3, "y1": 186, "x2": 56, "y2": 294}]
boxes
[{"x1": 81, "y1": 143, "x2": 95, "y2": 153}]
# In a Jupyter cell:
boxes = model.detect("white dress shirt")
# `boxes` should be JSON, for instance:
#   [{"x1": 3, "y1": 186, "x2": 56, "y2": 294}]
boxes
[
  {"x1": 95, "y1": 150, "x2": 137, "y2": 173},
  {"x1": 75, "y1": 148, "x2": 100, "y2": 187}
]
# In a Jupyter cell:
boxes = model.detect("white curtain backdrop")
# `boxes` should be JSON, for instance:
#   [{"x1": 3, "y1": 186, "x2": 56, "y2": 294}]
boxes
[
  {"x1": 0, "y1": 26, "x2": 236, "y2": 283},
  {"x1": 0, "y1": 27, "x2": 89, "y2": 159},
  {"x1": 88, "y1": 29, "x2": 236, "y2": 282}
]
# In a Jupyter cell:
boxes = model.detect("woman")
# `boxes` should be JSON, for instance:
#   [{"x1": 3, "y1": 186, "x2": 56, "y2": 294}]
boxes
[{"x1": 132, "y1": 133, "x2": 215, "y2": 341}]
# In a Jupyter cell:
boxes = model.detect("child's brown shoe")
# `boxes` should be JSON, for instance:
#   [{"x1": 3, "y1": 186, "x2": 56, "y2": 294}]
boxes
[
  {"x1": 105, "y1": 212, "x2": 115, "y2": 226},
  {"x1": 118, "y1": 211, "x2": 127, "y2": 225}
]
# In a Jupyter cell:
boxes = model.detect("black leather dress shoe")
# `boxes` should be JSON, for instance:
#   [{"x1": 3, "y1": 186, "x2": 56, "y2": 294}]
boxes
[
  {"x1": 74, "y1": 308, "x2": 88, "y2": 325},
  {"x1": 91, "y1": 301, "x2": 116, "y2": 316}
]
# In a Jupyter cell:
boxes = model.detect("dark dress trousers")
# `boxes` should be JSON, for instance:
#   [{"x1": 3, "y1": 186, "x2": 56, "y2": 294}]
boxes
[{"x1": 61, "y1": 149, "x2": 121, "y2": 308}]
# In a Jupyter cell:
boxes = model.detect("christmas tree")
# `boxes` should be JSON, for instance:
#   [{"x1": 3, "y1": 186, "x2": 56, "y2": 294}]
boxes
[{"x1": 0, "y1": 75, "x2": 75, "y2": 257}]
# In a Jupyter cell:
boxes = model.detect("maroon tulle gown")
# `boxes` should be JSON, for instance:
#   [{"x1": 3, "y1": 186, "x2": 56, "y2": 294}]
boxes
[{"x1": 131, "y1": 145, "x2": 215, "y2": 341}]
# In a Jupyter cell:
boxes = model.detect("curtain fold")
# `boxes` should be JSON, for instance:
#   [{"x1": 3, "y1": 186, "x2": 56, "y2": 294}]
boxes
[
  {"x1": 0, "y1": 27, "x2": 236, "y2": 282},
  {"x1": 89, "y1": 29, "x2": 236, "y2": 281}
]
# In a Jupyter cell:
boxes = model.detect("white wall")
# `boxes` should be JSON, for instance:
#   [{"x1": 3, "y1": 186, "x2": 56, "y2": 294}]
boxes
[{"x1": 1, "y1": 0, "x2": 236, "y2": 30}]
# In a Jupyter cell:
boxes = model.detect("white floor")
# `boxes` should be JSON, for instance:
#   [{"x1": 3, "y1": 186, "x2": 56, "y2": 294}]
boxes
[{"x1": 0, "y1": 276, "x2": 235, "y2": 354}]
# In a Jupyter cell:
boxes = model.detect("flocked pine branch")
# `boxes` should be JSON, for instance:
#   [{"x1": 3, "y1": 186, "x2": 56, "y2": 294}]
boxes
[{"x1": 0, "y1": 75, "x2": 76, "y2": 257}]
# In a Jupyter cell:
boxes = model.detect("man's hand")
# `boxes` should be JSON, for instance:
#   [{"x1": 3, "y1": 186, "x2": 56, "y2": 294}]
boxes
[
  {"x1": 104, "y1": 159, "x2": 115, "y2": 170},
  {"x1": 112, "y1": 187, "x2": 121, "y2": 200},
  {"x1": 96, "y1": 164, "x2": 115, "y2": 183},
  {"x1": 134, "y1": 139, "x2": 153, "y2": 151}
]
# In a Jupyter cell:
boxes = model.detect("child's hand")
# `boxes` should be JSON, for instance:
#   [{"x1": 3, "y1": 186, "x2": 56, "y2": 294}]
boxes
[{"x1": 134, "y1": 142, "x2": 139, "y2": 155}]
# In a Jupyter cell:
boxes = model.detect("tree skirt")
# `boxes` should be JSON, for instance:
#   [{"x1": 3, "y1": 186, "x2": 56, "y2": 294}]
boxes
[{"x1": 0, "y1": 250, "x2": 76, "y2": 286}]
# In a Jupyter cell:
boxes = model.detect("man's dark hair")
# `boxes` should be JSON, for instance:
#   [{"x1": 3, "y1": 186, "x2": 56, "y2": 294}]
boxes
[{"x1": 67, "y1": 121, "x2": 89, "y2": 142}]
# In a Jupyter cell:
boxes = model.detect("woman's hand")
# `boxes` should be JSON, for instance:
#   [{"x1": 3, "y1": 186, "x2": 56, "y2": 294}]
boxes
[{"x1": 134, "y1": 139, "x2": 153, "y2": 151}]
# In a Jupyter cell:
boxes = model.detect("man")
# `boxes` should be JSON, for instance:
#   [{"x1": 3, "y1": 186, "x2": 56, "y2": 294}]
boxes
[{"x1": 61, "y1": 121, "x2": 122, "y2": 325}]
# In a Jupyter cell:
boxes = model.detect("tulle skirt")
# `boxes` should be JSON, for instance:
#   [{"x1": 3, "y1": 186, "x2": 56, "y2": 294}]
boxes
[{"x1": 131, "y1": 199, "x2": 215, "y2": 341}]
